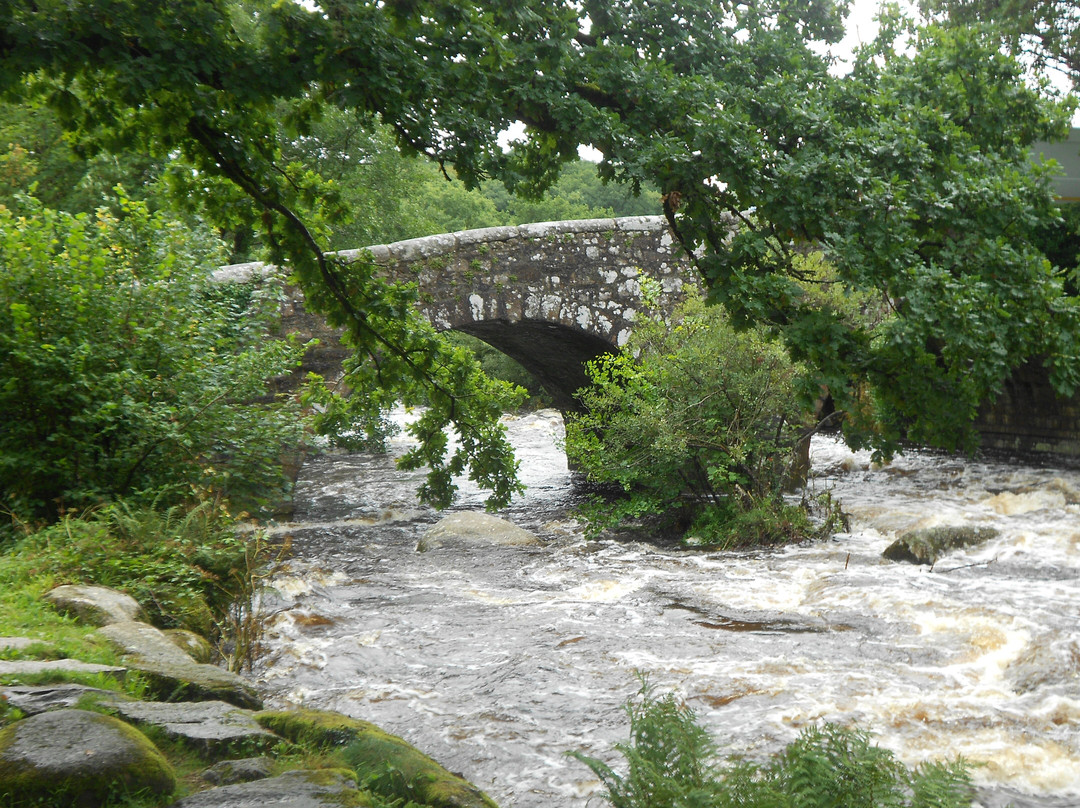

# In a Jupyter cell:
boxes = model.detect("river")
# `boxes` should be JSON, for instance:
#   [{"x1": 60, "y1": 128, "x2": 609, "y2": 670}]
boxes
[{"x1": 254, "y1": 409, "x2": 1080, "y2": 808}]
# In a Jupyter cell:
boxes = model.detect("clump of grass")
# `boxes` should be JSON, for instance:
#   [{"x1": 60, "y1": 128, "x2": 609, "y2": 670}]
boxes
[{"x1": 0, "y1": 499, "x2": 286, "y2": 674}]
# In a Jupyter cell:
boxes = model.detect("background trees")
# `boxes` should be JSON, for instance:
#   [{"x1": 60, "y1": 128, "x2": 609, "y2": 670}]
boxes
[{"x1": 920, "y1": 0, "x2": 1080, "y2": 86}]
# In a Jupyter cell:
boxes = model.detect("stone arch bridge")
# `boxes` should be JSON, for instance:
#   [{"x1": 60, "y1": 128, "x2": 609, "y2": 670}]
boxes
[
  {"x1": 272, "y1": 216, "x2": 693, "y2": 413},
  {"x1": 218, "y1": 217, "x2": 1080, "y2": 464}
]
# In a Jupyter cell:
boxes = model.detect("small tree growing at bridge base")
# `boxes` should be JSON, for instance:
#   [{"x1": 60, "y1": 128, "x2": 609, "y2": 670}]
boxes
[{"x1": 565, "y1": 294, "x2": 841, "y2": 548}]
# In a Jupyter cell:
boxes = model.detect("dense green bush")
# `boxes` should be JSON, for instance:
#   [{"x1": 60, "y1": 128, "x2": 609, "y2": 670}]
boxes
[
  {"x1": 571, "y1": 682, "x2": 974, "y2": 808},
  {"x1": 565, "y1": 292, "x2": 837, "y2": 547},
  {"x1": 0, "y1": 194, "x2": 307, "y2": 525}
]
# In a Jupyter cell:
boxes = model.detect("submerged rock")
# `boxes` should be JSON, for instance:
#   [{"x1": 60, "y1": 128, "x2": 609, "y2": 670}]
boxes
[
  {"x1": 882, "y1": 525, "x2": 1000, "y2": 565},
  {"x1": 418, "y1": 512, "x2": 540, "y2": 552},
  {"x1": 255, "y1": 708, "x2": 498, "y2": 808},
  {"x1": 44, "y1": 584, "x2": 143, "y2": 626},
  {"x1": 0, "y1": 708, "x2": 175, "y2": 805}
]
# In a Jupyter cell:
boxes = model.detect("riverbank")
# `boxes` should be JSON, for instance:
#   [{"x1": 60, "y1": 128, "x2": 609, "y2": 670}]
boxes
[
  {"x1": 0, "y1": 501, "x2": 502, "y2": 807},
  {"x1": 0, "y1": 579, "x2": 500, "y2": 806}
]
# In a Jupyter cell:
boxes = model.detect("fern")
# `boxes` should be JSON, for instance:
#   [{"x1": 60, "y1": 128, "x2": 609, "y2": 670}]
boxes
[{"x1": 571, "y1": 679, "x2": 974, "y2": 808}]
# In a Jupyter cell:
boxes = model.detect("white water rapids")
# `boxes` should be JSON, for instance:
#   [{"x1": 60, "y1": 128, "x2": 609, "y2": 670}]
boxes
[{"x1": 254, "y1": 409, "x2": 1080, "y2": 808}]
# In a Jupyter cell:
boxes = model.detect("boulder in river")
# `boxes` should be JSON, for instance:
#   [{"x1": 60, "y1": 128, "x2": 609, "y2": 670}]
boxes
[
  {"x1": 0, "y1": 708, "x2": 176, "y2": 805},
  {"x1": 256, "y1": 708, "x2": 499, "y2": 808},
  {"x1": 882, "y1": 525, "x2": 1000, "y2": 565},
  {"x1": 418, "y1": 511, "x2": 540, "y2": 552}
]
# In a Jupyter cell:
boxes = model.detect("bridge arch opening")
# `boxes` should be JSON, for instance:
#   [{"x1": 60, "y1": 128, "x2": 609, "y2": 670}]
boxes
[{"x1": 449, "y1": 319, "x2": 617, "y2": 414}]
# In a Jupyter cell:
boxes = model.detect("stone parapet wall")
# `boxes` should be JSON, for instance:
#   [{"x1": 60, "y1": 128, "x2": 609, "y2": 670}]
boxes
[
  {"x1": 341, "y1": 216, "x2": 692, "y2": 349},
  {"x1": 216, "y1": 219, "x2": 1080, "y2": 461}
]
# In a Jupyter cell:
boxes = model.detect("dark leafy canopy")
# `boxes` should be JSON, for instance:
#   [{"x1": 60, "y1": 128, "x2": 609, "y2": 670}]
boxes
[{"x1": 3, "y1": 1, "x2": 1076, "y2": 503}]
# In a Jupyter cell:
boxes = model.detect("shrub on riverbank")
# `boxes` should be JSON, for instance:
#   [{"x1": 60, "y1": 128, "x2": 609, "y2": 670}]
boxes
[
  {"x1": 565, "y1": 293, "x2": 841, "y2": 547},
  {"x1": 0, "y1": 193, "x2": 307, "y2": 530},
  {"x1": 572, "y1": 682, "x2": 974, "y2": 808},
  {"x1": 0, "y1": 501, "x2": 278, "y2": 670}
]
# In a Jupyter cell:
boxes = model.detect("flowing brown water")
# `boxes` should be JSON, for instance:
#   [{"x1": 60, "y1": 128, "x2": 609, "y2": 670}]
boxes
[{"x1": 255, "y1": 409, "x2": 1080, "y2": 808}]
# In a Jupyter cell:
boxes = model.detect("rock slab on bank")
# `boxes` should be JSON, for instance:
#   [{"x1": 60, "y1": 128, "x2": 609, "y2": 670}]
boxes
[
  {"x1": 167, "y1": 769, "x2": 364, "y2": 807},
  {"x1": 44, "y1": 584, "x2": 143, "y2": 625},
  {"x1": 96, "y1": 621, "x2": 262, "y2": 709},
  {"x1": 418, "y1": 512, "x2": 540, "y2": 552},
  {"x1": 0, "y1": 708, "x2": 175, "y2": 804},
  {"x1": 108, "y1": 699, "x2": 279, "y2": 757},
  {"x1": 0, "y1": 684, "x2": 122, "y2": 716}
]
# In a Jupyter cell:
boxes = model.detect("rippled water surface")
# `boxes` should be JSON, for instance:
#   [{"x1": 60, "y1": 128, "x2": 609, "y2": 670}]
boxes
[{"x1": 255, "y1": 410, "x2": 1080, "y2": 808}]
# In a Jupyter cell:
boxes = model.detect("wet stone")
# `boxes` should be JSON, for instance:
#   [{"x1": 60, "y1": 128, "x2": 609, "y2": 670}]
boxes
[
  {"x1": 108, "y1": 700, "x2": 280, "y2": 758},
  {"x1": 167, "y1": 769, "x2": 361, "y2": 807},
  {"x1": 882, "y1": 525, "x2": 1000, "y2": 565},
  {"x1": 418, "y1": 511, "x2": 541, "y2": 552}
]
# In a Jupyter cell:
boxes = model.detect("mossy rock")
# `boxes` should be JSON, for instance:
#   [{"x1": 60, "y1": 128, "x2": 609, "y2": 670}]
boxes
[
  {"x1": 163, "y1": 629, "x2": 215, "y2": 664},
  {"x1": 0, "y1": 708, "x2": 176, "y2": 806},
  {"x1": 255, "y1": 709, "x2": 499, "y2": 808},
  {"x1": 147, "y1": 590, "x2": 216, "y2": 637},
  {"x1": 882, "y1": 525, "x2": 1000, "y2": 565}
]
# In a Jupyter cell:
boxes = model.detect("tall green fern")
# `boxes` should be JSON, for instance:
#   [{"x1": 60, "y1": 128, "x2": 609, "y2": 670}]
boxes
[{"x1": 571, "y1": 681, "x2": 974, "y2": 808}]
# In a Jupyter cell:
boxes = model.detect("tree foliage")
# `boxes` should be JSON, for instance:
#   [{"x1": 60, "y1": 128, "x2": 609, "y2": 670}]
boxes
[
  {"x1": 565, "y1": 293, "x2": 836, "y2": 547},
  {"x1": 921, "y1": 0, "x2": 1080, "y2": 87},
  {"x1": 0, "y1": 194, "x2": 306, "y2": 523},
  {"x1": 2, "y1": 0, "x2": 1076, "y2": 505}
]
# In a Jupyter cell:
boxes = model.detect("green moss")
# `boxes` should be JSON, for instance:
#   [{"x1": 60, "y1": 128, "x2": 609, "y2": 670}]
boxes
[{"x1": 255, "y1": 709, "x2": 499, "y2": 808}]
